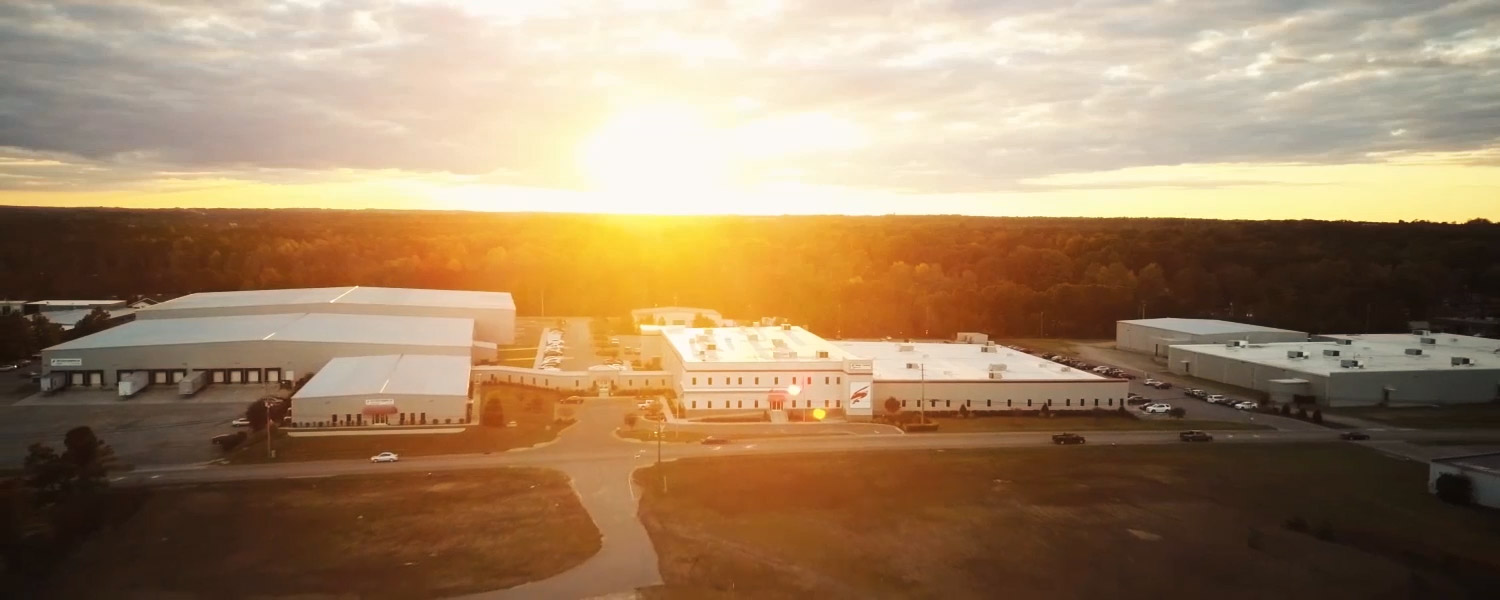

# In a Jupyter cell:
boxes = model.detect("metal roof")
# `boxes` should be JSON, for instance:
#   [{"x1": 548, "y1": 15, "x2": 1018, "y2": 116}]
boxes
[
  {"x1": 1172, "y1": 338, "x2": 1500, "y2": 375},
  {"x1": 1433, "y1": 452, "x2": 1500, "y2": 476},
  {"x1": 293, "y1": 354, "x2": 470, "y2": 399},
  {"x1": 46, "y1": 313, "x2": 475, "y2": 351},
  {"x1": 140, "y1": 286, "x2": 515, "y2": 312},
  {"x1": 1119, "y1": 318, "x2": 1305, "y2": 336},
  {"x1": 835, "y1": 341, "x2": 1110, "y2": 382}
]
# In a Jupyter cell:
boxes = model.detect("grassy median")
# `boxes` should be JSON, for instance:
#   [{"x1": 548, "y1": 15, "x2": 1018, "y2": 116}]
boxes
[
  {"x1": 927, "y1": 415, "x2": 1270, "y2": 433},
  {"x1": 635, "y1": 444, "x2": 1500, "y2": 599},
  {"x1": 43, "y1": 469, "x2": 600, "y2": 599}
]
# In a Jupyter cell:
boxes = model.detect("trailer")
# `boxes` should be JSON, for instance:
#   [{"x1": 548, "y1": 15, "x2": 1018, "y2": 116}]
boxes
[
  {"x1": 179, "y1": 371, "x2": 209, "y2": 397},
  {"x1": 118, "y1": 371, "x2": 150, "y2": 398},
  {"x1": 39, "y1": 372, "x2": 68, "y2": 394}
]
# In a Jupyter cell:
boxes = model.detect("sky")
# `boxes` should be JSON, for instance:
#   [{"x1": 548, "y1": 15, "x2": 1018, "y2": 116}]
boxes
[{"x1": 1, "y1": 0, "x2": 1498, "y2": 221}]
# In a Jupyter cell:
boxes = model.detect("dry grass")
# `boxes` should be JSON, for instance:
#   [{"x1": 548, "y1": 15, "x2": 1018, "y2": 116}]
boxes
[
  {"x1": 1332, "y1": 404, "x2": 1500, "y2": 430},
  {"x1": 44, "y1": 469, "x2": 600, "y2": 599},
  {"x1": 635, "y1": 444, "x2": 1500, "y2": 599},
  {"x1": 929, "y1": 415, "x2": 1270, "y2": 432},
  {"x1": 228, "y1": 424, "x2": 563, "y2": 464}
]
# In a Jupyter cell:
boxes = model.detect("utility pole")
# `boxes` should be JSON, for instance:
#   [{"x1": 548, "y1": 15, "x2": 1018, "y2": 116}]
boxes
[
  {"x1": 919, "y1": 363, "x2": 927, "y2": 423},
  {"x1": 265, "y1": 398, "x2": 275, "y2": 459},
  {"x1": 1039, "y1": 312, "x2": 1045, "y2": 337},
  {"x1": 656, "y1": 418, "x2": 665, "y2": 494},
  {"x1": 1140, "y1": 301, "x2": 1146, "y2": 319}
]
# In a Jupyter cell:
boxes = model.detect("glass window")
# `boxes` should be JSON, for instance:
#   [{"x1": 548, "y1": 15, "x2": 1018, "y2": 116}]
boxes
[
  {"x1": 987, "y1": 400, "x2": 992, "y2": 407},
  {"x1": 1108, "y1": 398, "x2": 1113, "y2": 406},
  {"x1": 738, "y1": 377, "x2": 743, "y2": 385},
  {"x1": 823, "y1": 400, "x2": 829, "y2": 408},
  {"x1": 708, "y1": 401, "x2": 713, "y2": 409},
  {"x1": 836, "y1": 400, "x2": 841, "y2": 408},
  {"x1": 755, "y1": 377, "x2": 760, "y2": 385},
  {"x1": 692, "y1": 377, "x2": 697, "y2": 385},
  {"x1": 1007, "y1": 399, "x2": 1013, "y2": 407},
  {"x1": 1027, "y1": 399, "x2": 1033, "y2": 407},
  {"x1": 945, "y1": 400, "x2": 951, "y2": 408},
  {"x1": 708, "y1": 377, "x2": 713, "y2": 385},
  {"x1": 1094, "y1": 398, "x2": 1099, "y2": 407},
  {"x1": 1065, "y1": 399, "x2": 1070, "y2": 407},
  {"x1": 737, "y1": 400, "x2": 743, "y2": 408},
  {"x1": 902, "y1": 400, "x2": 908, "y2": 407},
  {"x1": 774, "y1": 377, "x2": 779, "y2": 384},
  {"x1": 692, "y1": 401, "x2": 698, "y2": 408},
  {"x1": 825, "y1": 377, "x2": 830, "y2": 385}
]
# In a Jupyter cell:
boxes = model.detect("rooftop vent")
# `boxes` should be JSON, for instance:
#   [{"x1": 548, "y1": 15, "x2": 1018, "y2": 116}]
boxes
[
  {"x1": 1226, "y1": 340, "x2": 1248, "y2": 348},
  {"x1": 1420, "y1": 337, "x2": 1436, "y2": 345},
  {"x1": 1287, "y1": 350, "x2": 1307, "y2": 359},
  {"x1": 1404, "y1": 348, "x2": 1424, "y2": 356},
  {"x1": 781, "y1": 323, "x2": 792, "y2": 331},
  {"x1": 1413, "y1": 329, "x2": 1431, "y2": 336},
  {"x1": 905, "y1": 362, "x2": 921, "y2": 370},
  {"x1": 1336, "y1": 339, "x2": 1353, "y2": 346},
  {"x1": 898, "y1": 344, "x2": 915, "y2": 352},
  {"x1": 981, "y1": 345, "x2": 996, "y2": 353},
  {"x1": 1452, "y1": 357, "x2": 1473, "y2": 366},
  {"x1": 1339, "y1": 359, "x2": 1365, "y2": 369},
  {"x1": 816, "y1": 350, "x2": 829, "y2": 359},
  {"x1": 1323, "y1": 349, "x2": 1342, "y2": 357},
  {"x1": 988, "y1": 371, "x2": 1004, "y2": 380}
]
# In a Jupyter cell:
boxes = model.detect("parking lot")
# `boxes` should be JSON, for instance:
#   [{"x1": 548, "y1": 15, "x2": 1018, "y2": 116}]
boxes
[
  {"x1": 0, "y1": 386, "x2": 272, "y2": 468},
  {"x1": 535, "y1": 317, "x2": 610, "y2": 372}
]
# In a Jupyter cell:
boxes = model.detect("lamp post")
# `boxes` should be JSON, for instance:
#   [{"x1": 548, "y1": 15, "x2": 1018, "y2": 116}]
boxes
[
  {"x1": 918, "y1": 363, "x2": 926, "y2": 424},
  {"x1": 264, "y1": 398, "x2": 276, "y2": 460},
  {"x1": 656, "y1": 417, "x2": 665, "y2": 494}
]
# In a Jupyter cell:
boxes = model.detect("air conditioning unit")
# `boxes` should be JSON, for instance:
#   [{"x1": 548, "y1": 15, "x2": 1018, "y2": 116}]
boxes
[
  {"x1": 1339, "y1": 359, "x2": 1364, "y2": 369},
  {"x1": 781, "y1": 323, "x2": 792, "y2": 331},
  {"x1": 988, "y1": 371, "x2": 1004, "y2": 380},
  {"x1": 1452, "y1": 357, "x2": 1473, "y2": 366},
  {"x1": 1420, "y1": 337, "x2": 1436, "y2": 345},
  {"x1": 1404, "y1": 348, "x2": 1423, "y2": 356},
  {"x1": 898, "y1": 344, "x2": 915, "y2": 352},
  {"x1": 1413, "y1": 329, "x2": 1431, "y2": 336},
  {"x1": 706, "y1": 343, "x2": 717, "y2": 351},
  {"x1": 905, "y1": 362, "x2": 920, "y2": 369},
  {"x1": 1336, "y1": 339, "x2": 1353, "y2": 346},
  {"x1": 1287, "y1": 350, "x2": 1307, "y2": 359},
  {"x1": 1323, "y1": 349, "x2": 1341, "y2": 357},
  {"x1": 981, "y1": 345, "x2": 996, "y2": 353},
  {"x1": 1226, "y1": 340, "x2": 1248, "y2": 348},
  {"x1": 816, "y1": 350, "x2": 829, "y2": 359}
]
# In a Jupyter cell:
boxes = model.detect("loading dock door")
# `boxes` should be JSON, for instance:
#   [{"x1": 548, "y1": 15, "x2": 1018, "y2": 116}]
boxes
[
  {"x1": 229, "y1": 370, "x2": 243, "y2": 383},
  {"x1": 152, "y1": 371, "x2": 168, "y2": 384},
  {"x1": 266, "y1": 368, "x2": 282, "y2": 383},
  {"x1": 212, "y1": 370, "x2": 226, "y2": 383},
  {"x1": 88, "y1": 372, "x2": 103, "y2": 386},
  {"x1": 69, "y1": 372, "x2": 84, "y2": 386},
  {"x1": 247, "y1": 369, "x2": 261, "y2": 383},
  {"x1": 172, "y1": 370, "x2": 185, "y2": 383}
]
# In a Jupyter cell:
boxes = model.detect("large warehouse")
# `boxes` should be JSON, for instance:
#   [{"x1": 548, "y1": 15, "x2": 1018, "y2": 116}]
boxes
[
  {"x1": 1117, "y1": 318, "x2": 1307, "y2": 356},
  {"x1": 643, "y1": 325, "x2": 1127, "y2": 419},
  {"x1": 136, "y1": 286, "x2": 516, "y2": 344},
  {"x1": 291, "y1": 354, "x2": 474, "y2": 428},
  {"x1": 40, "y1": 312, "x2": 493, "y2": 388},
  {"x1": 1166, "y1": 332, "x2": 1500, "y2": 407}
]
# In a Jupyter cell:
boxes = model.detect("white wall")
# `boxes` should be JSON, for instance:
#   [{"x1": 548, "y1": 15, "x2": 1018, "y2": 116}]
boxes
[
  {"x1": 1326, "y1": 368, "x2": 1500, "y2": 407},
  {"x1": 1429, "y1": 463, "x2": 1500, "y2": 510},
  {"x1": 1120, "y1": 322, "x2": 1306, "y2": 356}
]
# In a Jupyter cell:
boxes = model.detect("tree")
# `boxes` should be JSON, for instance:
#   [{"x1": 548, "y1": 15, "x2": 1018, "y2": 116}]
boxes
[
  {"x1": 1434, "y1": 473, "x2": 1473, "y2": 505},
  {"x1": 245, "y1": 400, "x2": 270, "y2": 431},
  {"x1": 958, "y1": 404, "x2": 970, "y2": 419},
  {"x1": 1168, "y1": 407, "x2": 1187, "y2": 419},
  {"x1": 692, "y1": 312, "x2": 716, "y2": 327},
  {"x1": 884, "y1": 397, "x2": 900, "y2": 414},
  {"x1": 1311, "y1": 409, "x2": 1323, "y2": 424},
  {"x1": 68, "y1": 307, "x2": 115, "y2": 338},
  {"x1": 0, "y1": 312, "x2": 31, "y2": 360},
  {"x1": 1039, "y1": 404, "x2": 1051, "y2": 417}
]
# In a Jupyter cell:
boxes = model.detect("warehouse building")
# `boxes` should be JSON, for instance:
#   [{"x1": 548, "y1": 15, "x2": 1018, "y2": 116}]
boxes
[
  {"x1": 1117, "y1": 318, "x2": 1307, "y2": 357},
  {"x1": 632, "y1": 306, "x2": 724, "y2": 327},
  {"x1": 40, "y1": 312, "x2": 493, "y2": 389},
  {"x1": 136, "y1": 286, "x2": 516, "y2": 344},
  {"x1": 644, "y1": 325, "x2": 1127, "y2": 420},
  {"x1": 1166, "y1": 332, "x2": 1500, "y2": 407},
  {"x1": 1429, "y1": 452, "x2": 1500, "y2": 510},
  {"x1": 291, "y1": 354, "x2": 474, "y2": 428}
]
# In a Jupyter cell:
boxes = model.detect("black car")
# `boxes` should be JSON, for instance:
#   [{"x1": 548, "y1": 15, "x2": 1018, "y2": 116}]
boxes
[
  {"x1": 1052, "y1": 432, "x2": 1086, "y2": 445},
  {"x1": 701, "y1": 436, "x2": 731, "y2": 445},
  {"x1": 1179, "y1": 430, "x2": 1214, "y2": 442},
  {"x1": 1339, "y1": 431, "x2": 1370, "y2": 441}
]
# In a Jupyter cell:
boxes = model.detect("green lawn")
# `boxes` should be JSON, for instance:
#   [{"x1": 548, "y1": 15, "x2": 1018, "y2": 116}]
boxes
[
  {"x1": 927, "y1": 415, "x2": 1271, "y2": 432},
  {"x1": 1332, "y1": 404, "x2": 1500, "y2": 430},
  {"x1": 635, "y1": 444, "x2": 1500, "y2": 599}
]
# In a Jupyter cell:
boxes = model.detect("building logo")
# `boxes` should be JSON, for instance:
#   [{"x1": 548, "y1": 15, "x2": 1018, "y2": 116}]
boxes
[
  {"x1": 50, "y1": 358, "x2": 82, "y2": 367},
  {"x1": 848, "y1": 384, "x2": 870, "y2": 408}
]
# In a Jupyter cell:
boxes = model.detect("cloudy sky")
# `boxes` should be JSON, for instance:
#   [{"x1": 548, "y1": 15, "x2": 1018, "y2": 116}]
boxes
[{"x1": 1, "y1": 0, "x2": 1498, "y2": 220}]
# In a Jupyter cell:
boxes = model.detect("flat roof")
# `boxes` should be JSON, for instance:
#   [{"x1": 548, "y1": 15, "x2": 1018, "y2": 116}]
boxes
[
  {"x1": 37, "y1": 307, "x2": 136, "y2": 328},
  {"x1": 660, "y1": 325, "x2": 854, "y2": 365},
  {"x1": 1321, "y1": 333, "x2": 1500, "y2": 352},
  {"x1": 1119, "y1": 318, "x2": 1305, "y2": 336},
  {"x1": 1172, "y1": 338, "x2": 1500, "y2": 375},
  {"x1": 1433, "y1": 452, "x2": 1500, "y2": 476},
  {"x1": 46, "y1": 313, "x2": 476, "y2": 351},
  {"x1": 140, "y1": 286, "x2": 515, "y2": 312},
  {"x1": 835, "y1": 341, "x2": 1110, "y2": 382},
  {"x1": 293, "y1": 354, "x2": 470, "y2": 399},
  {"x1": 26, "y1": 300, "x2": 125, "y2": 307}
]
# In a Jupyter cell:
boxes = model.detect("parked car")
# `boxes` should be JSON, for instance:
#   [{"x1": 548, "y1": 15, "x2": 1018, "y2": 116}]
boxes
[
  {"x1": 370, "y1": 452, "x2": 400, "y2": 463},
  {"x1": 1119, "y1": 372, "x2": 1139, "y2": 380},
  {"x1": 1144, "y1": 379, "x2": 1172, "y2": 389},
  {"x1": 1339, "y1": 431, "x2": 1371, "y2": 441},
  {"x1": 1179, "y1": 430, "x2": 1214, "y2": 442},
  {"x1": 701, "y1": 436, "x2": 730, "y2": 445},
  {"x1": 1052, "y1": 432, "x2": 1086, "y2": 445},
  {"x1": 1185, "y1": 389, "x2": 1206, "y2": 399},
  {"x1": 1142, "y1": 403, "x2": 1172, "y2": 414},
  {"x1": 1092, "y1": 366, "x2": 1112, "y2": 374},
  {"x1": 1205, "y1": 394, "x2": 1227, "y2": 404},
  {"x1": 1232, "y1": 401, "x2": 1259, "y2": 411},
  {"x1": 211, "y1": 432, "x2": 244, "y2": 447},
  {"x1": 231, "y1": 417, "x2": 251, "y2": 427}
]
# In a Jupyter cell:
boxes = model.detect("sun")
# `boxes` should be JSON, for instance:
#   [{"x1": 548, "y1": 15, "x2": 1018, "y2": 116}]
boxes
[{"x1": 578, "y1": 106, "x2": 733, "y2": 210}]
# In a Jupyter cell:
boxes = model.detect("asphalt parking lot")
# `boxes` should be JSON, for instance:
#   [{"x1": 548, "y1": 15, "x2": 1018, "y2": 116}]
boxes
[{"x1": 534, "y1": 318, "x2": 607, "y2": 372}]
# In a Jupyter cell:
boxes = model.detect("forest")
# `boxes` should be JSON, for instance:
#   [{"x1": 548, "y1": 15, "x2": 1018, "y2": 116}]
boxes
[{"x1": 1, "y1": 207, "x2": 1497, "y2": 341}]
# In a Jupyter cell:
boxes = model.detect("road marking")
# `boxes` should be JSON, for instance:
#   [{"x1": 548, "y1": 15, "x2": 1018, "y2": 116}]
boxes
[
  {"x1": 149, "y1": 475, "x2": 160, "y2": 479},
  {"x1": 744, "y1": 444, "x2": 757, "y2": 449}
]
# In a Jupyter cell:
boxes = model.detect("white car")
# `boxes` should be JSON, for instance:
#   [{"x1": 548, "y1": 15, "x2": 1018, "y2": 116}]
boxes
[
  {"x1": 370, "y1": 452, "x2": 399, "y2": 463},
  {"x1": 1092, "y1": 366, "x2": 1112, "y2": 374},
  {"x1": 1205, "y1": 394, "x2": 1227, "y2": 404},
  {"x1": 1141, "y1": 403, "x2": 1172, "y2": 414},
  {"x1": 1143, "y1": 378, "x2": 1165, "y2": 388},
  {"x1": 1233, "y1": 401, "x2": 1259, "y2": 410},
  {"x1": 231, "y1": 417, "x2": 251, "y2": 427}
]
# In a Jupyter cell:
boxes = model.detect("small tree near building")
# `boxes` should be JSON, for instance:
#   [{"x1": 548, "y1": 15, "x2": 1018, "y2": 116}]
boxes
[
  {"x1": 692, "y1": 312, "x2": 716, "y2": 327},
  {"x1": 1168, "y1": 407, "x2": 1187, "y2": 419},
  {"x1": 958, "y1": 404, "x2": 970, "y2": 419},
  {"x1": 1311, "y1": 409, "x2": 1324, "y2": 424},
  {"x1": 1434, "y1": 472, "x2": 1473, "y2": 506}
]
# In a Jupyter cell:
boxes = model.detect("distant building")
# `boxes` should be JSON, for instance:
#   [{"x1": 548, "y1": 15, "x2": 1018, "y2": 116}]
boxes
[
  {"x1": 631, "y1": 306, "x2": 723, "y2": 327},
  {"x1": 24, "y1": 299, "x2": 127, "y2": 315},
  {"x1": 1167, "y1": 332, "x2": 1500, "y2": 407},
  {"x1": 1430, "y1": 452, "x2": 1500, "y2": 510},
  {"x1": 36, "y1": 307, "x2": 136, "y2": 331},
  {"x1": 291, "y1": 354, "x2": 473, "y2": 428},
  {"x1": 1116, "y1": 318, "x2": 1308, "y2": 357},
  {"x1": 956, "y1": 331, "x2": 989, "y2": 344},
  {"x1": 1432, "y1": 317, "x2": 1500, "y2": 338}
]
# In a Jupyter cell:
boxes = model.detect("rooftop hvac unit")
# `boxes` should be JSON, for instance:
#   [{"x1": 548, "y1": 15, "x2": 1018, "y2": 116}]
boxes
[
  {"x1": 706, "y1": 343, "x2": 717, "y2": 351},
  {"x1": 905, "y1": 362, "x2": 921, "y2": 369},
  {"x1": 1323, "y1": 349, "x2": 1341, "y2": 357},
  {"x1": 989, "y1": 363, "x2": 1008, "y2": 371},
  {"x1": 989, "y1": 371, "x2": 1004, "y2": 380},
  {"x1": 816, "y1": 350, "x2": 829, "y2": 359},
  {"x1": 1413, "y1": 329, "x2": 1431, "y2": 336},
  {"x1": 1404, "y1": 348, "x2": 1424, "y2": 356},
  {"x1": 1339, "y1": 359, "x2": 1364, "y2": 369},
  {"x1": 898, "y1": 344, "x2": 915, "y2": 352},
  {"x1": 1287, "y1": 350, "x2": 1307, "y2": 359},
  {"x1": 1452, "y1": 357, "x2": 1473, "y2": 366},
  {"x1": 1226, "y1": 340, "x2": 1248, "y2": 348},
  {"x1": 1420, "y1": 337, "x2": 1436, "y2": 345},
  {"x1": 981, "y1": 345, "x2": 996, "y2": 353},
  {"x1": 1336, "y1": 339, "x2": 1353, "y2": 346},
  {"x1": 781, "y1": 323, "x2": 792, "y2": 331}
]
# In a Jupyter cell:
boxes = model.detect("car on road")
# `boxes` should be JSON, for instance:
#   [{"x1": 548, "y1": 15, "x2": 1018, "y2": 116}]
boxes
[
  {"x1": 636, "y1": 401, "x2": 654, "y2": 410},
  {"x1": 370, "y1": 452, "x2": 400, "y2": 463},
  {"x1": 1179, "y1": 430, "x2": 1214, "y2": 442},
  {"x1": 1144, "y1": 379, "x2": 1172, "y2": 389},
  {"x1": 1141, "y1": 403, "x2": 1172, "y2": 414},
  {"x1": 0, "y1": 364, "x2": 17, "y2": 373},
  {"x1": 1092, "y1": 366, "x2": 1111, "y2": 374},
  {"x1": 1205, "y1": 394, "x2": 1227, "y2": 404},
  {"x1": 1052, "y1": 432, "x2": 1086, "y2": 445},
  {"x1": 231, "y1": 417, "x2": 250, "y2": 427},
  {"x1": 1339, "y1": 431, "x2": 1371, "y2": 441},
  {"x1": 1232, "y1": 401, "x2": 1259, "y2": 411},
  {"x1": 701, "y1": 436, "x2": 730, "y2": 445}
]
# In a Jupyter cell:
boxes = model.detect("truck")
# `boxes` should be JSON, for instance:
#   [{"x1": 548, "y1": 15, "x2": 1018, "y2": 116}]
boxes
[
  {"x1": 39, "y1": 372, "x2": 68, "y2": 394},
  {"x1": 118, "y1": 371, "x2": 150, "y2": 398},
  {"x1": 179, "y1": 370, "x2": 209, "y2": 397}
]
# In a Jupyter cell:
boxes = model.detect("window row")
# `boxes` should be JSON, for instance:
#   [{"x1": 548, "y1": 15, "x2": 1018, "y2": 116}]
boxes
[
  {"x1": 690, "y1": 399, "x2": 845, "y2": 409},
  {"x1": 898, "y1": 398, "x2": 1119, "y2": 408},
  {"x1": 690, "y1": 375, "x2": 843, "y2": 386}
]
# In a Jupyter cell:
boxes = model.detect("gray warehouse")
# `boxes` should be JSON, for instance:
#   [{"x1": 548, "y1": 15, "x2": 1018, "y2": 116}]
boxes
[
  {"x1": 1116, "y1": 318, "x2": 1307, "y2": 357},
  {"x1": 41, "y1": 312, "x2": 493, "y2": 389},
  {"x1": 135, "y1": 286, "x2": 516, "y2": 344},
  {"x1": 1166, "y1": 333, "x2": 1500, "y2": 407},
  {"x1": 291, "y1": 354, "x2": 474, "y2": 428}
]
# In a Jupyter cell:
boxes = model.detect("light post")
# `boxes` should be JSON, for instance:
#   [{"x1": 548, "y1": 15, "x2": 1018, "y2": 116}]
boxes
[
  {"x1": 787, "y1": 384, "x2": 802, "y2": 421},
  {"x1": 265, "y1": 398, "x2": 276, "y2": 460},
  {"x1": 918, "y1": 363, "x2": 926, "y2": 424},
  {"x1": 656, "y1": 418, "x2": 665, "y2": 494}
]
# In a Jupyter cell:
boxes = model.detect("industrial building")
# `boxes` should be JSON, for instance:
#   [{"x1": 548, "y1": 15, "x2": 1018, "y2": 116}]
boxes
[
  {"x1": 631, "y1": 306, "x2": 724, "y2": 327},
  {"x1": 1429, "y1": 452, "x2": 1500, "y2": 510},
  {"x1": 1116, "y1": 318, "x2": 1307, "y2": 357},
  {"x1": 291, "y1": 354, "x2": 474, "y2": 428},
  {"x1": 39, "y1": 312, "x2": 493, "y2": 389},
  {"x1": 1166, "y1": 332, "x2": 1500, "y2": 407},
  {"x1": 639, "y1": 325, "x2": 1127, "y2": 420},
  {"x1": 136, "y1": 286, "x2": 516, "y2": 344}
]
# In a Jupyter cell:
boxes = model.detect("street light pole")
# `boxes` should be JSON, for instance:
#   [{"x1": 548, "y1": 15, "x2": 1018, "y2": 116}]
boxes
[
  {"x1": 919, "y1": 363, "x2": 926, "y2": 424},
  {"x1": 265, "y1": 399, "x2": 275, "y2": 460},
  {"x1": 656, "y1": 418, "x2": 664, "y2": 493}
]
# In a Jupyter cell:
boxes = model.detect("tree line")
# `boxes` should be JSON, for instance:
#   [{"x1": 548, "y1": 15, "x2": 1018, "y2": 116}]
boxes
[{"x1": 1, "y1": 207, "x2": 1497, "y2": 340}]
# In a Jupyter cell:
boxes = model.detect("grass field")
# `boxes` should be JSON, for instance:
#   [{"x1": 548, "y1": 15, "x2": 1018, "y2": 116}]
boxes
[
  {"x1": 1332, "y1": 404, "x2": 1500, "y2": 430},
  {"x1": 927, "y1": 415, "x2": 1270, "y2": 432},
  {"x1": 43, "y1": 469, "x2": 599, "y2": 599},
  {"x1": 635, "y1": 444, "x2": 1500, "y2": 599},
  {"x1": 228, "y1": 424, "x2": 563, "y2": 464}
]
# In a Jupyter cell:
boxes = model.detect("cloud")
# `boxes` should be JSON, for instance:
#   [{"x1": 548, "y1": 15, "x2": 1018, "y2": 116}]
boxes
[{"x1": 0, "y1": 0, "x2": 1497, "y2": 195}]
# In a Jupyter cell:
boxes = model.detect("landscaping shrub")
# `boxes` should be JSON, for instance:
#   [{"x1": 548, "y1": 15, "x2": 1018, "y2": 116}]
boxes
[
  {"x1": 1168, "y1": 407, "x2": 1187, "y2": 419},
  {"x1": 1297, "y1": 408, "x2": 1309, "y2": 420},
  {"x1": 1311, "y1": 409, "x2": 1324, "y2": 424},
  {"x1": 1280, "y1": 404, "x2": 1292, "y2": 416},
  {"x1": 1434, "y1": 472, "x2": 1474, "y2": 506}
]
